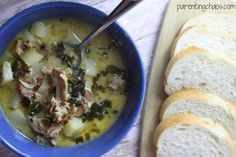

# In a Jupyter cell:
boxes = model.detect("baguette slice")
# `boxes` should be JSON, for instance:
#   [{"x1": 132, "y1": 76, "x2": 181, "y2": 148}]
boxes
[
  {"x1": 153, "y1": 114, "x2": 234, "y2": 157},
  {"x1": 180, "y1": 13, "x2": 236, "y2": 33},
  {"x1": 165, "y1": 47, "x2": 236, "y2": 103},
  {"x1": 171, "y1": 26, "x2": 236, "y2": 62},
  {"x1": 160, "y1": 89, "x2": 236, "y2": 139}
]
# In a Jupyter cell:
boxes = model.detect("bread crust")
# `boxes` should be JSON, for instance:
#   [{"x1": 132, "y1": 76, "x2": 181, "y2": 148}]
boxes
[
  {"x1": 170, "y1": 26, "x2": 197, "y2": 57},
  {"x1": 180, "y1": 13, "x2": 236, "y2": 33}
]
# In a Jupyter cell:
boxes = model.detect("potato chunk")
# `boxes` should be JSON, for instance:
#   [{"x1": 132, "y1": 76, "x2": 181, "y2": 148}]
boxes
[
  {"x1": 63, "y1": 117, "x2": 84, "y2": 137},
  {"x1": 31, "y1": 22, "x2": 49, "y2": 38},
  {"x1": 2, "y1": 61, "x2": 13, "y2": 84},
  {"x1": 20, "y1": 48, "x2": 43, "y2": 66}
]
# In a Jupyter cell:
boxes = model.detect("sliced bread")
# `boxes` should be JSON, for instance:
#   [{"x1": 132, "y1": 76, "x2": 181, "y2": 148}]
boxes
[
  {"x1": 171, "y1": 26, "x2": 236, "y2": 62},
  {"x1": 180, "y1": 13, "x2": 236, "y2": 33},
  {"x1": 153, "y1": 114, "x2": 234, "y2": 157},
  {"x1": 160, "y1": 89, "x2": 236, "y2": 139},
  {"x1": 165, "y1": 47, "x2": 236, "y2": 103}
]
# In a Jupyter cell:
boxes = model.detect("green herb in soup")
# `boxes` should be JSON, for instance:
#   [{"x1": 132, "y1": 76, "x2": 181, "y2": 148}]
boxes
[{"x1": 0, "y1": 18, "x2": 128, "y2": 147}]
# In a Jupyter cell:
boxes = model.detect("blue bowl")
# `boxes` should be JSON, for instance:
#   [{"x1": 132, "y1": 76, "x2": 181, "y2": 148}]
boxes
[{"x1": 0, "y1": 2, "x2": 146, "y2": 157}]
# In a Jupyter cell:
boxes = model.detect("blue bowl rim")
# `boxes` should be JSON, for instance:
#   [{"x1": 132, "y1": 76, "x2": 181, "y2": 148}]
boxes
[{"x1": 0, "y1": 2, "x2": 146, "y2": 157}]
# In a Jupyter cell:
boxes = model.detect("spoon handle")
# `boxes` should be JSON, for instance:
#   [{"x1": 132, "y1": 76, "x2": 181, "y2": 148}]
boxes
[{"x1": 80, "y1": 0, "x2": 142, "y2": 49}]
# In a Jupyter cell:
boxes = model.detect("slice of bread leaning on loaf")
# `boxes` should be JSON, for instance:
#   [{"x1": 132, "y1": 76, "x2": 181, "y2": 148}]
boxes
[
  {"x1": 160, "y1": 89, "x2": 236, "y2": 139},
  {"x1": 165, "y1": 46, "x2": 236, "y2": 103},
  {"x1": 170, "y1": 26, "x2": 236, "y2": 62},
  {"x1": 153, "y1": 114, "x2": 235, "y2": 157}
]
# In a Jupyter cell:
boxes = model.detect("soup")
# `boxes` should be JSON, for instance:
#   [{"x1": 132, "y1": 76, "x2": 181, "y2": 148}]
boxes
[{"x1": 0, "y1": 18, "x2": 128, "y2": 147}]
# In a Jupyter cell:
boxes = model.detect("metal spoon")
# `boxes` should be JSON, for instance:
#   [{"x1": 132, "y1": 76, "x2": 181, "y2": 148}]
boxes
[{"x1": 64, "y1": 0, "x2": 142, "y2": 67}]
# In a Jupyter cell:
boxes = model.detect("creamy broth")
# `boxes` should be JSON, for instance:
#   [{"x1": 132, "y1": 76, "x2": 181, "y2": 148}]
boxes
[{"x1": 0, "y1": 18, "x2": 127, "y2": 146}]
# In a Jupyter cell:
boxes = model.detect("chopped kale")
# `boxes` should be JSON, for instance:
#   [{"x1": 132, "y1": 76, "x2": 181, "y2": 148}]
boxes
[
  {"x1": 39, "y1": 44, "x2": 46, "y2": 51},
  {"x1": 82, "y1": 100, "x2": 112, "y2": 121},
  {"x1": 28, "y1": 101, "x2": 43, "y2": 116},
  {"x1": 68, "y1": 68, "x2": 85, "y2": 97},
  {"x1": 85, "y1": 133, "x2": 90, "y2": 141},
  {"x1": 22, "y1": 97, "x2": 32, "y2": 107},
  {"x1": 70, "y1": 83, "x2": 85, "y2": 97},
  {"x1": 12, "y1": 59, "x2": 30, "y2": 78},
  {"x1": 69, "y1": 97, "x2": 82, "y2": 107},
  {"x1": 100, "y1": 100, "x2": 112, "y2": 108},
  {"x1": 56, "y1": 43, "x2": 69, "y2": 64},
  {"x1": 22, "y1": 98, "x2": 43, "y2": 116},
  {"x1": 106, "y1": 65, "x2": 128, "y2": 78},
  {"x1": 68, "y1": 68, "x2": 85, "y2": 84},
  {"x1": 90, "y1": 103, "x2": 106, "y2": 114},
  {"x1": 74, "y1": 136, "x2": 84, "y2": 144},
  {"x1": 56, "y1": 43, "x2": 81, "y2": 69}
]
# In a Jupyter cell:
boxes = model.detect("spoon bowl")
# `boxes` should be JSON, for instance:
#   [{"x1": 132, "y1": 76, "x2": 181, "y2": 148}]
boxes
[{"x1": 65, "y1": 0, "x2": 141, "y2": 67}]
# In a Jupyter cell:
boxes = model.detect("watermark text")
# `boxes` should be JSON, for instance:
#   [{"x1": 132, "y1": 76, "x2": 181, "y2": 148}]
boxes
[{"x1": 177, "y1": 3, "x2": 236, "y2": 12}]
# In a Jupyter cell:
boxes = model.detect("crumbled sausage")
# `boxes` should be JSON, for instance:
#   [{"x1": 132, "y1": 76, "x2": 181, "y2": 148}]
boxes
[
  {"x1": 15, "y1": 39, "x2": 32, "y2": 56},
  {"x1": 107, "y1": 74, "x2": 126, "y2": 91},
  {"x1": 46, "y1": 97, "x2": 85, "y2": 123},
  {"x1": 29, "y1": 116, "x2": 48, "y2": 136},
  {"x1": 18, "y1": 76, "x2": 43, "y2": 100},
  {"x1": 29, "y1": 116, "x2": 64, "y2": 139},
  {"x1": 49, "y1": 97, "x2": 70, "y2": 123},
  {"x1": 33, "y1": 76, "x2": 44, "y2": 91},
  {"x1": 69, "y1": 106, "x2": 84, "y2": 117},
  {"x1": 46, "y1": 123, "x2": 64, "y2": 138},
  {"x1": 84, "y1": 89, "x2": 94, "y2": 102},
  {"x1": 19, "y1": 84, "x2": 35, "y2": 100}
]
